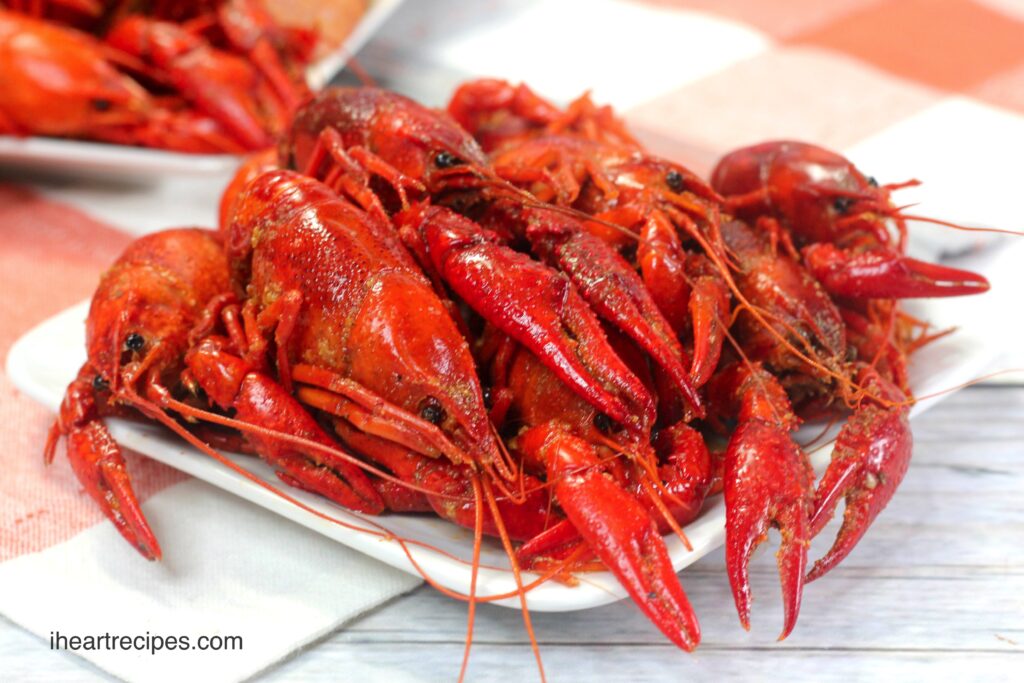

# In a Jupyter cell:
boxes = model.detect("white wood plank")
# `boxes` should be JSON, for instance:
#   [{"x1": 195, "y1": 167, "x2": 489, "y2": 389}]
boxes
[
  {"x1": 263, "y1": 642, "x2": 1024, "y2": 683},
  {"x1": 320, "y1": 569, "x2": 1024, "y2": 652}
]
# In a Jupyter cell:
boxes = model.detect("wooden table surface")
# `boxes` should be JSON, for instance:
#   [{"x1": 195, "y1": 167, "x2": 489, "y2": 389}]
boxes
[
  {"x1": 3, "y1": 386, "x2": 1021, "y2": 681},
  {"x1": 3, "y1": 2, "x2": 1023, "y2": 680}
]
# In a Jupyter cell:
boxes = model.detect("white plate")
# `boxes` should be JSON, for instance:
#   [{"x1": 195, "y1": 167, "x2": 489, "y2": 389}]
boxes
[
  {"x1": 0, "y1": 0, "x2": 405, "y2": 178},
  {"x1": 6, "y1": 244, "x2": 1017, "y2": 611}
]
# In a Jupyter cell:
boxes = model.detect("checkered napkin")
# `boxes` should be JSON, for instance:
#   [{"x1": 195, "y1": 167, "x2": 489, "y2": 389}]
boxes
[
  {"x1": 393, "y1": 0, "x2": 1024, "y2": 246},
  {"x1": 3, "y1": 1, "x2": 1023, "y2": 681}
]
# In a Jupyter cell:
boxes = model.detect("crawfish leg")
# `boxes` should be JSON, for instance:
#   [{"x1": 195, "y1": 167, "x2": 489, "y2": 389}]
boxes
[
  {"x1": 298, "y1": 127, "x2": 424, "y2": 216},
  {"x1": 516, "y1": 518, "x2": 588, "y2": 569},
  {"x1": 291, "y1": 364, "x2": 472, "y2": 466},
  {"x1": 687, "y1": 271, "x2": 729, "y2": 388},
  {"x1": 646, "y1": 422, "x2": 713, "y2": 531},
  {"x1": 637, "y1": 210, "x2": 729, "y2": 389},
  {"x1": 638, "y1": 209, "x2": 691, "y2": 339},
  {"x1": 184, "y1": 339, "x2": 385, "y2": 514},
  {"x1": 298, "y1": 127, "x2": 388, "y2": 220},
  {"x1": 333, "y1": 421, "x2": 553, "y2": 541},
  {"x1": 189, "y1": 292, "x2": 245, "y2": 349},
  {"x1": 239, "y1": 375, "x2": 386, "y2": 514},
  {"x1": 721, "y1": 185, "x2": 771, "y2": 216},
  {"x1": 247, "y1": 288, "x2": 304, "y2": 392}
]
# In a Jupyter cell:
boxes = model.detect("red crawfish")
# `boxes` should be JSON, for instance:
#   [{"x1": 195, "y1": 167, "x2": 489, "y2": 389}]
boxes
[
  {"x1": 712, "y1": 216, "x2": 919, "y2": 632},
  {"x1": 711, "y1": 140, "x2": 990, "y2": 299},
  {"x1": 482, "y1": 327, "x2": 710, "y2": 651},
  {"x1": 446, "y1": 79, "x2": 730, "y2": 408},
  {"x1": 218, "y1": 169, "x2": 540, "y2": 517},
  {"x1": 478, "y1": 130, "x2": 730, "y2": 394},
  {"x1": 44, "y1": 227, "x2": 395, "y2": 559},
  {"x1": 0, "y1": 10, "x2": 240, "y2": 152},
  {"x1": 44, "y1": 228, "x2": 233, "y2": 559},
  {"x1": 282, "y1": 86, "x2": 704, "y2": 423},
  {"x1": 712, "y1": 142, "x2": 991, "y2": 580}
]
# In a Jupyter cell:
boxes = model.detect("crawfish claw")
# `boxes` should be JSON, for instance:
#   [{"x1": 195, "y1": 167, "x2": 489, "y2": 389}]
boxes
[
  {"x1": 66, "y1": 422, "x2": 162, "y2": 561},
  {"x1": 808, "y1": 378, "x2": 912, "y2": 581},
  {"x1": 725, "y1": 419, "x2": 813, "y2": 640},
  {"x1": 802, "y1": 242, "x2": 990, "y2": 299},
  {"x1": 520, "y1": 424, "x2": 701, "y2": 651}
]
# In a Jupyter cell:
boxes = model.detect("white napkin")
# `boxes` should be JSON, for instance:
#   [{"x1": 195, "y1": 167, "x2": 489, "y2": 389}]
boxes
[{"x1": 0, "y1": 478, "x2": 420, "y2": 682}]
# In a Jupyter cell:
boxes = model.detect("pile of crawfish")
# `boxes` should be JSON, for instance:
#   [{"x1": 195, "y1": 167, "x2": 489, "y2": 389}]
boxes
[
  {"x1": 0, "y1": 0, "x2": 314, "y2": 152},
  {"x1": 47, "y1": 79, "x2": 991, "y2": 657}
]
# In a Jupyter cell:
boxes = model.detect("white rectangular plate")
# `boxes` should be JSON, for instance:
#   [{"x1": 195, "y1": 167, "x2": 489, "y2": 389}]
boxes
[
  {"x1": 0, "y1": 0, "x2": 404, "y2": 178},
  {"x1": 6, "y1": 244, "x2": 1018, "y2": 611}
]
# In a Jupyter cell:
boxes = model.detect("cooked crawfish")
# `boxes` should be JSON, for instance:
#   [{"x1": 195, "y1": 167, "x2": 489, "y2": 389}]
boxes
[
  {"x1": 440, "y1": 80, "x2": 991, "y2": 639},
  {"x1": 0, "y1": 10, "x2": 235, "y2": 152},
  {"x1": 285, "y1": 86, "x2": 704, "y2": 421},
  {"x1": 0, "y1": 0, "x2": 312, "y2": 151},
  {"x1": 45, "y1": 228, "x2": 232, "y2": 559},
  {"x1": 43, "y1": 79, "x2": 996, "y2": 680},
  {"x1": 712, "y1": 140, "x2": 991, "y2": 299},
  {"x1": 218, "y1": 168, "x2": 564, "y2": 541}
]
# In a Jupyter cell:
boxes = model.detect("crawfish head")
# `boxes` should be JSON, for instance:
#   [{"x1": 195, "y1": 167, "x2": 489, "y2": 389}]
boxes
[
  {"x1": 238, "y1": 170, "x2": 506, "y2": 474},
  {"x1": 600, "y1": 154, "x2": 721, "y2": 211},
  {"x1": 0, "y1": 11, "x2": 152, "y2": 137},
  {"x1": 712, "y1": 140, "x2": 897, "y2": 247},
  {"x1": 87, "y1": 228, "x2": 232, "y2": 394},
  {"x1": 284, "y1": 87, "x2": 494, "y2": 195}
]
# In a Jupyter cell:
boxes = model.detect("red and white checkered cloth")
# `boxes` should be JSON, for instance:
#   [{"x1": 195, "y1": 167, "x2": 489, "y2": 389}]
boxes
[
  {"x1": 413, "y1": 0, "x2": 1024, "y2": 239},
  {"x1": 2, "y1": 1, "x2": 1022, "y2": 680}
]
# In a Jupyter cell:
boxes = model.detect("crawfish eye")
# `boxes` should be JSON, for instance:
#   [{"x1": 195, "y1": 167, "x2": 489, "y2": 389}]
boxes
[
  {"x1": 124, "y1": 332, "x2": 145, "y2": 352},
  {"x1": 419, "y1": 397, "x2": 446, "y2": 425},
  {"x1": 832, "y1": 196, "x2": 854, "y2": 214},
  {"x1": 481, "y1": 386, "x2": 493, "y2": 408},
  {"x1": 434, "y1": 151, "x2": 462, "y2": 169},
  {"x1": 593, "y1": 413, "x2": 614, "y2": 434},
  {"x1": 91, "y1": 98, "x2": 112, "y2": 112},
  {"x1": 92, "y1": 375, "x2": 109, "y2": 392},
  {"x1": 665, "y1": 170, "x2": 685, "y2": 193},
  {"x1": 867, "y1": 176, "x2": 879, "y2": 188}
]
